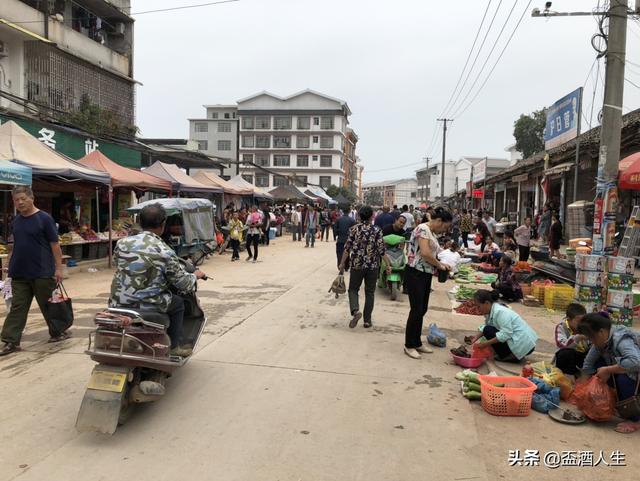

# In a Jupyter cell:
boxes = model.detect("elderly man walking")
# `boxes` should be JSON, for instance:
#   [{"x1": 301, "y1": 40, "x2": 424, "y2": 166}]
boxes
[{"x1": 291, "y1": 205, "x2": 302, "y2": 241}]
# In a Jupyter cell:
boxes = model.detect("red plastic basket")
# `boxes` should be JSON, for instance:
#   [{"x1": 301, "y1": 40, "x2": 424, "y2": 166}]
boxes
[
  {"x1": 450, "y1": 353, "x2": 485, "y2": 368},
  {"x1": 478, "y1": 375, "x2": 536, "y2": 417}
]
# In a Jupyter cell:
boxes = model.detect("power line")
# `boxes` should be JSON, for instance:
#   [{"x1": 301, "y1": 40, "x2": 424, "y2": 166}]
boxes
[
  {"x1": 441, "y1": 0, "x2": 504, "y2": 118},
  {"x1": 451, "y1": 0, "x2": 533, "y2": 119},
  {"x1": 365, "y1": 161, "x2": 426, "y2": 174},
  {"x1": 132, "y1": 0, "x2": 240, "y2": 15},
  {"x1": 625, "y1": 77, "x2": 640, "y2": 89},
  {"x1": 438, "y1": 0, "x2": 493, "y2": 118},
  {"x1": 449, "y1": 0, "x2": 520, "y2": 119}
]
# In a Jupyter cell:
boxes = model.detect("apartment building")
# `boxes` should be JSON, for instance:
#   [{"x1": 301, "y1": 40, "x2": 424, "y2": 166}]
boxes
[
  {"x1": 415, "y1": 160, "x2": 457, "y2": 202},
  {"x1": 0, "y1": 0, "x2": 136, "y2": 129},
  {"x1": 343, "y1": 127, "x2": 358, "y2": 192},
  {"x1": 236, "y1": 90, "x2": 352, "y2": 191},
  {"x1": 188, "y1": 105, "x2": 238, "y2": 177},
  {"x1": 362, "y1": 178, "x2": 418, "y2": 207}
]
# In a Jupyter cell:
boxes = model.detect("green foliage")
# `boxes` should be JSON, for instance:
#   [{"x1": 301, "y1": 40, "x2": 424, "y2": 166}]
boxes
[
  {"x1": 513, "y1": 108, "x2": 547, "y2": 158},
  {"x1": 363, "y1": 189, "x2": 383, "y2": 207},
  {"x1": 326, "y1": 184, "x2": 358, "y2": 204},
  {"x1": 60, "y1": 94, "x2": 138, "y2": 138}
]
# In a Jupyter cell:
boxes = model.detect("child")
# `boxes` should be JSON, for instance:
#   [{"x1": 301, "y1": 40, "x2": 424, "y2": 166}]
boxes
[
  {"x1": 479, "y1": 235, "x2": 501, "y2": 262},
  {"x1": 553, "y1": 303, "x2": 589, "y2": 375},
  {"x1": 438, "y1": 240, "x2": 471, "y2": 274},
  {"x1": 491, "y1": 256, "x2": 522, "y2": 302}
]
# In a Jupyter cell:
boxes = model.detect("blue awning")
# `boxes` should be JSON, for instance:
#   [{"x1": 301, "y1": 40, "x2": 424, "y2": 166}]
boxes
[{"x1": 0, "y1": 160, "x2": 32, "y2": 186}]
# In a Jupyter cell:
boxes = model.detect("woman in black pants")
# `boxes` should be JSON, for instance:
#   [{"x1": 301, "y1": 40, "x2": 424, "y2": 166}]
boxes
[{"x1": 404, "y1": 208, "x2": 453, "y2": 359}]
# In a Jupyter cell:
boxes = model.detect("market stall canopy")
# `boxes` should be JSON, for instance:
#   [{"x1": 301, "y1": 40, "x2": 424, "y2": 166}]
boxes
[
  {"x1": 332, "y1": 193, "x2": 352, "y2": 206},
  {"x1": 306, "y1": 187, "x2": 337, "y2": 205},
  {"x1": 128, "y1": 197, "x2": 213, "y2": 215},
  {"x1": 227, "y1": 175, "x2": 273, "y2": 200},
  {"x1": 0, "y1": 121, "x2": 110, "y2": 184},
  {"x1": 192, "y1": 171, "x2": 252, "y2": 195},
  {"x1": 619, "y1": 152, "x2": 640, "y2": 190},
  {"x1": 144, "y1": 161, "x2": 222, "y2": 194},
  {"x1": 0, "y1": 160, "x2": 32, "y2": 186},
  {"x1": 79, "y1": 150, "x2": 173, "y2": 192},
  {"x1": 268, "y1": 184, "x2": 314, "y2": 202}
]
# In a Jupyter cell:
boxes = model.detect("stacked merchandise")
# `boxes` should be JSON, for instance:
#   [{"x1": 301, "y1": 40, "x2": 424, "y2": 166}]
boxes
[
  {"x1": 606, "y1": 257, "x2": 635, "y2": 327},
  {"x1": 574, "y1": 254, "x2": 607, "y2": 314},
  {"x1": 565, "y1": 201, "x2": 594, "y2": 240}
]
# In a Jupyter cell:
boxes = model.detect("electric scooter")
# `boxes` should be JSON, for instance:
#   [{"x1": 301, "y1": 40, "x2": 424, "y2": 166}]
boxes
[{"x1": 378, "y1": 234, "x2": 406, "y2": 301}]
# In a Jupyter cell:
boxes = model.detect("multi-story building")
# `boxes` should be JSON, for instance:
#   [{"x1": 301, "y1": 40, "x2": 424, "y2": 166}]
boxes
[
  {"x1": 188, "y1": 105, "x2": 238, "y2": 177},
  {"x1": 362, "y1": 178, "x2": 417, "y2": 207},
  {"x1": 0, "y1": 0, "x2": 136, "y2": 130},
  {"x1": 343, "y1": 127, "x2": 358, "y2": 192},
  {"x1": 416, "y1": 160, "x2": 457, "y2": 202},
  {"x1": 236, "y1": 90, "x2": 352, "y2": 191}
]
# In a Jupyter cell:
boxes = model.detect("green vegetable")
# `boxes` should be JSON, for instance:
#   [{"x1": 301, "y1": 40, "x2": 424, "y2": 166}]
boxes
[
  {"x1": 466, "y1": 381, "x2": 481, "y2": 392},
  {"x1": 463, "y1": 370, "x2": 479, "y2": 383},
  {"x1": 455, "y1": 372, "x2": 467, "y2": 381},
  {"x1": 463, "y1": 391, "x2": 482, "y2": 400}
]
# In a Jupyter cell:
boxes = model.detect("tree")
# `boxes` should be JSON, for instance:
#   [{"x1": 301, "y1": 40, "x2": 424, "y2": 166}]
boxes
[
  {"x1": 363, "y1": 189, "x2": 383, "y2": 207},
  {"x1": 326, "y1": 184, "x2": 358, "y2": 204},
  {"x1": 513, "y1": 109, "x2": 547, "y2": 159},
  {"x1": 61, "y1": 94, "x2": 138, "y2": 138}
]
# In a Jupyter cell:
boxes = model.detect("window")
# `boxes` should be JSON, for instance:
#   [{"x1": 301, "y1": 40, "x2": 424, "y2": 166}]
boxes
[
  {"x1": 197, "y1": 140, "x2": 208, "y2": 151},
  {"x1": 273, "y1": 176, "x2": 287, "y2": 187},
  {"x1": 273, "y1": 155, "x2": 290, "y2": 166},
  {"x1": 256, "y1": 135, "x2": 270, "y2": 148},
  {"x1": 297, "y1": 116, "x2": 310, "y2": 129},
  {"x1": 296, "y1": 155, "x2": 309, "y2": 167},
  {"x1": 242, "y1": 175, "x2": 254, "y2": 184},
  {"x1": 242, "y1": 154, "x2": 254, "y2": 163},
  {"x1": 274, "y1": 116, "x2": 292, "y2": 130},
  {"x1": 224, "y1": 113, "x2": 230, "y2": 119},
  {"x1": 294, "y1": 176, "x2": 308, "y2": 187},
  {"x1": 232, "y1": 112, "x2": 236, "y2": 118},
  {"x1": 218, "y1": 122, "x2": 231, "y2": 133},
  {"x1": 312, "y1": 155, "x2": 318, "y2": 162},
  {"x1": 313, "y1": 136, "x2": 319, "y2": 144},
  {"x1": 319, "y1": 176, "x2": 332, "y2": 189},
  {"x1": 195, "y1": 122, "x2": 208, "y2": 133},
  {"x1": 320, "y1": 136, "x2": 334, "y2": 148},
  {"x1": 210, "y1": 112, "x2": 218, "y2": 119},
  {"x1": 321, "y1": 117, "x2": 334, "y2": 129},
  {"x1": 273, "y1": 135, "x2": 291, "y2": 148},
  {"x1": 242, "y1": 117, "x2": 254, "y2": 129},
  {"x1": 313, "y1": 117, "x2": 320, "y2": 126},
  {"x1": 256, "y1": 116, "x2": 270, "y2": 129},
  {"x1": 296, "y1": 136, "x2": 310, "y2": 148},
  {"x1": 256, "y1": 174, "x2": 269, "y2": 187},
  {"x1": 241, "y1": 135, "x2": 254, "y2": 148},
  {"x1": 218, "y1": 140, "x2": 231, "y2": 151},
  {"x1": 256, "y1": 154, "x2": 270, "y2": 167},
  {"x1": 320, "y1": 155, "x2": 332, "y2": 167}
]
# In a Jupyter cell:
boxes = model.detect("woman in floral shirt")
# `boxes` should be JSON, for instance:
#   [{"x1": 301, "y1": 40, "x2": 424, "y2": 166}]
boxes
[{"x1": 404, "y1": 207, "x2": 453, "y2": 359}]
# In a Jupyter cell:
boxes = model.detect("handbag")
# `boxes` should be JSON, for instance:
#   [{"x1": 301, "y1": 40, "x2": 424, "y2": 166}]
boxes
[
  {"x1": 614, "y1": 376, "x2": 640, "y2": 420},
  {"x1": 46, "y1": 282, "x2": 74, "y2": 335},
  {"x1": 328, "y1": 275, "x2": 346, "y2": 299}
]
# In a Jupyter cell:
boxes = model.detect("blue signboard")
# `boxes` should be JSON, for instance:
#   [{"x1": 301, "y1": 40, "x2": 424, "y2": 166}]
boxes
[
  {"x1": 0, "y1": 160, "x2": 32, "y2": 186},
  {"x1": 543, "y1": 87, "x2": 582, "y2": 150}
]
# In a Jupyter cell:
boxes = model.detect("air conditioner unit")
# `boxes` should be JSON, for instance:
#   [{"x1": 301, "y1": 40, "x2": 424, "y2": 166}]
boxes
[
  {"x1": 0, "y1": 41, "x2": 8, "y2": 58},
  {"x1": 113, "y1": 22, "x2": 126, "y2": 36}
]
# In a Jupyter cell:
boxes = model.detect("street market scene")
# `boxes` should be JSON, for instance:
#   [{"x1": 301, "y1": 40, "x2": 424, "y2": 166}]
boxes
[{"x1": 2, "y1": 1, "x2": 640, "y2": 480}]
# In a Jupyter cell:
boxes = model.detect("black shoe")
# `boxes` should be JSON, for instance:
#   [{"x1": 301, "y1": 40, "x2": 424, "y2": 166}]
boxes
[
  {"x1": 349, "y1": 311, "x2": 362, "y2": 328},
  {"x1": 363, "y1": 321, "x2": 372, "y2": 328},
  {"x1": 48, "y1": 331, "x2": 71, "y2": 343},
  {"x1": 0, "y1": 342, "x2": 21, "y2": 356}
]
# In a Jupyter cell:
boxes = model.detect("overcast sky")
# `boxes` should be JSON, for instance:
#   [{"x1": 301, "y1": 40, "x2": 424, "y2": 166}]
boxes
[{"x1": 133, "y1": 0, "x2": 640, "y2": 182}]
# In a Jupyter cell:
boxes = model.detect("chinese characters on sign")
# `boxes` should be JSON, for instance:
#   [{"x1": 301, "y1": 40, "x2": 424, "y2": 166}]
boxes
[
  {"x1": 543, "y1": 88, "x2": 583, "y2": 150},
  {"x1": 38, "y1": 128, "x2": 57, "y2": 149},
  {"x1": 508, "y1": 449, "x2": 626, "y2": 468}
]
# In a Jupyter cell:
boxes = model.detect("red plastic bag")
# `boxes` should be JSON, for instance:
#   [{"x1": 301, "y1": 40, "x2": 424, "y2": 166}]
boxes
[
  {"x1": 474, "y1": 234, "x2": 482, "y2": 245},
  {"x1": 569, "y1": 376, "x2": 616, "y2": 421}
]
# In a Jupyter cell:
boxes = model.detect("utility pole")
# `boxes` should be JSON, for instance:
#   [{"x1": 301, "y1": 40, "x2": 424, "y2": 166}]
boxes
[
  {"x1": 437, "y1": 118, "x2": 453, "y2": 200},
  {"x1": 422, "y1": 156, "x2": 431, "y2": 201}
]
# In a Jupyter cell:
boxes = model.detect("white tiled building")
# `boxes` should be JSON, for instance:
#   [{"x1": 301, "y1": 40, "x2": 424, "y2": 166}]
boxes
[
  {"x1": 236, "y1": 90, "x2": 351, "y2": 190},
  {"x1": 188, "y1": 105, "x2": 238, "y2": 177}
]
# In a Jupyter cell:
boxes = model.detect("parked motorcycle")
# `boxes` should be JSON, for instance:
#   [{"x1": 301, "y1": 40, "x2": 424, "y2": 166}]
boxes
[
  {"x1": 75, "y1": 261, "x2": 207, "y2": 435},
  {"x1": 378, "y1": 234, "x2": 406, "y2": 301}
]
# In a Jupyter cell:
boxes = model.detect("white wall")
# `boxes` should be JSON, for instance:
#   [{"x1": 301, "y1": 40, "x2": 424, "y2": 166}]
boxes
[{"x1": 0, "y1": 28, "x2": 25, "y2": 111}]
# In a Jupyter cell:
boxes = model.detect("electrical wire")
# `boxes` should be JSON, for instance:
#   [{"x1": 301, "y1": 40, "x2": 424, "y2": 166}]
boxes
[
  {"x1": 625, "y1": 77, "x2": 640, "y2": 89},
  {"x1": 364, "y1": 161, "x2": 426, "y2": 174},
  {"x1": 448, "y1": 0, "x2": 519, "y2": 119},
  {"x1": 441, "y1": 0, "x2": 504, "y2": 119},
  {"x1": 132, "y1": 0, "x2": 240, "y2": 15},
  {"x1": 451, "y1": 0, "x2": 533, "y2": 119},
  {"x1": 438, "y1": 0, "x2": 493, "y2": 118}
]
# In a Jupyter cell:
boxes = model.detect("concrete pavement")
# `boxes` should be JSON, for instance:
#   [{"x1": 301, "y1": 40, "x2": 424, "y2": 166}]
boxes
[{"x1": 0, "y1": 236, "x2": 637, "y2": 481}]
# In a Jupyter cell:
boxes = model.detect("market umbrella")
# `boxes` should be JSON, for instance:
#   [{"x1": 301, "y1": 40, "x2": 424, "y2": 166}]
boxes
[
  {"x1": 332, "y1": 193, "x2": 351, "y2": 206},
  {"x1": 144, "y1": 161, "x2": 222, "y2": 194},
  {"x1": 268, "y1": 184, "x2": 314, "y2": 202},
  {"x1": 192, "y1": 171, "x2": 252, "y2": 195},
  {"x1": 0, "y1": 160, "x2": 32, "y2": 186},
  {"x1": 227, "y1": 175, "x2": 273, "y2": 201},
  {"x1": 619, "y1": 152, "x2": 640, "y2": 190}
]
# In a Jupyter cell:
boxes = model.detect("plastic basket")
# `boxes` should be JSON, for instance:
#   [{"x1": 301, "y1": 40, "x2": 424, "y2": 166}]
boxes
[
  {"x1": 531, "y1": 283, "x2": 547, "y2": 303},
  {"x1": 451, "y1": 353, "x2": 485, "y2": 368},
  {"x1": 544, "y1": 284, "x2": 575, "y2": 310},
  {"x1": 521, "y1": 284, "x2": 532, "y2": 296},
  {"x1": 478, "y1": 375, "x2": 536, "y2": 417}
]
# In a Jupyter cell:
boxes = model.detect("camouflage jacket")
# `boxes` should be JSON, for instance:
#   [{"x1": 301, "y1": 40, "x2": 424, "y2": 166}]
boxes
[{"x1": 110, "y1": 231, "x2": 197, "y2": 312}]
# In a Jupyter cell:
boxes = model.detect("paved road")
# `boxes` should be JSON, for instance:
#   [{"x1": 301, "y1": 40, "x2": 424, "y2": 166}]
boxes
[{"x1": 0, "y1": 238, "x2": 636, "y2": 480}]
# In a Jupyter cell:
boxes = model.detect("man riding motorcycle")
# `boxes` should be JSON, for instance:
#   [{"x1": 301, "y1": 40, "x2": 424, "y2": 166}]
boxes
[{"x1": 110, "y1": 203, "x2": 207, "y2": 357}]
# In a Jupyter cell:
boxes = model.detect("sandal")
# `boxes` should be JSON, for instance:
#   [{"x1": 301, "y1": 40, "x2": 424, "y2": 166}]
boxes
[
  {"x1": 615, "y1": 421, "x2": 640, "y2": 434},
  {"x1": 48, "y1": 331, "x2": 71, "y2": 343}
]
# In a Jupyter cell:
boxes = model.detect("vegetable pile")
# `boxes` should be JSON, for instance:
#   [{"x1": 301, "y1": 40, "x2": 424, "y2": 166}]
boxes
[
  {"x1": 454, "y1": 300, "x2": 483, "y2": 316},
  {"x1": 450, "y1": 345, "x2": 471, "y2": 358},
  {"x1": 455, "y1": 370, "x2": 482, "y2": 400},
  {"x1": 454, "y1": 286, "x2": 477, "y2": 301}
]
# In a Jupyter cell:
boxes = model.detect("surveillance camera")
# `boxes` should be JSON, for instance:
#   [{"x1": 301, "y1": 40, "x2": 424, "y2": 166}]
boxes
[
  {"x1": 532, "y1": 7, "x2": 540, "y2": 15},
  {"x1": 545, "y1": 1, "x2": 552, "y2": 9}
]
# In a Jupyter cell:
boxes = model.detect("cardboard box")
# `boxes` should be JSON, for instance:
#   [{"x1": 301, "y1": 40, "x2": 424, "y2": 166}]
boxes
[
  {"x1": 608, "y1": 307, "x2": 633, "y2": 327},
  {"x1": 607, "y1": 256, "x2": 635, "y2": 275},
  {"x1": 575, "y1": 254, "x2": 606, "y2": 272},
  {"x1": 575, "y1": 270, "x2": 607, "y2": 288},
  {"x1": 583, "y1": 301, "x2": 606, "y2": 313},
  {"x1": 575, "y1": 285, "x2": 604, "y2": 302},
  {"x1": 607, "y1": 273, "x2": 634, "y2": 291},
  {"x1": 607, "y1": 290, "x2": 634, "y2": 309}
]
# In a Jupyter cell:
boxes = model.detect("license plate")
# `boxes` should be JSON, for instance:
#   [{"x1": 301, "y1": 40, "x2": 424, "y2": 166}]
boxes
[{"x1": 87, "y1": 369, "x2": 127, "y2": 393}]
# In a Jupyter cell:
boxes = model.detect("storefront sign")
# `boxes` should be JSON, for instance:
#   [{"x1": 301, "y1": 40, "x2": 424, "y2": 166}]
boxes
[
  {"x1": 511, "y1": 174, "x2": 528, "y2": 183},
  {"x1": 472, "y1": 189, "x2": 484, "y2": 199},
  {"x1": 0, "y1": 114, "x2": 141, "y2": 168},
  {"x1": 472, "y1": 159, "x2": 487, "y2": 183},
  {"x1": 544, "y1": 87, "x2": 582, "y2": 150}
]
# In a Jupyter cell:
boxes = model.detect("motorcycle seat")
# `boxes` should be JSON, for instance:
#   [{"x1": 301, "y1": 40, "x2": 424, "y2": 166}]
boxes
[{"x1": 108, "y1": 307, "x2": 170, "y2": 328}]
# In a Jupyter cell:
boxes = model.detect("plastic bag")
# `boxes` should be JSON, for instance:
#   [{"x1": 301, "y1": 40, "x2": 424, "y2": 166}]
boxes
[
  {"x1": 474, "y1": 234, "x2": 482, "y2": 245},
  {"x1": 530, "y1": 378, "x2": 561, "y2": 413},
  {"x1": 569, "y1": 376, "x2": 616, "y2": 422},
  {"x1": 328, "y1": 275, "x2": 346, "y2": 299},
  {"x1": 531, "y1": 361, "x2": 564, "y2": 387},
  {"x1": 427, "y1": 323, "x2": 446, "y2": 347}
]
